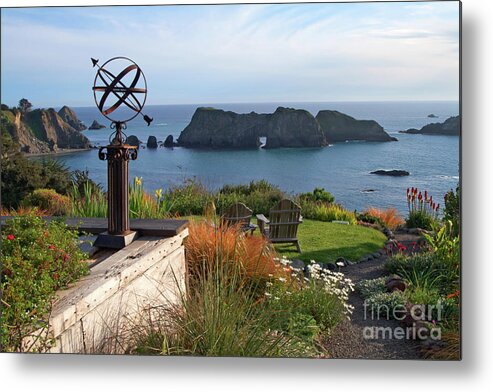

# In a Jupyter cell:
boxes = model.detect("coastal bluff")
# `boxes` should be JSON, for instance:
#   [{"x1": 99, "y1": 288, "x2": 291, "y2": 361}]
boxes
[
  {"x1": 401, "y1": 116, "x2": 460, "y2": 136},
  {"x1": 177, "y1": 106, "x2": 395, "y2": 149},
  {"x1": 1, "y1": 106, "x2": 90, "y2": 154}
]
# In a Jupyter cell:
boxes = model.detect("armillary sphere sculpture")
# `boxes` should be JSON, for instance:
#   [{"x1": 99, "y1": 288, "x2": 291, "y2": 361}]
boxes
[{"x1": 91, "y1": 57, "x2": 152, "y2": 249}]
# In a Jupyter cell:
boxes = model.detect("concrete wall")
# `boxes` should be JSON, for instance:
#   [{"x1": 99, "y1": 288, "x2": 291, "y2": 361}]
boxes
[{"x1": 45, "y1": 230, "x2": 188, "y2": 354}]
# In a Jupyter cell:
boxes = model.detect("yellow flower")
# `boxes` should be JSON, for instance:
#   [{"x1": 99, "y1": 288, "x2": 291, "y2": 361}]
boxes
[
  {"x1": 155, "y1": 188, "x2": 163, "y2": 199},
  {"x1": 134, "y1": 177, "x2": 142, "y2": 186}
]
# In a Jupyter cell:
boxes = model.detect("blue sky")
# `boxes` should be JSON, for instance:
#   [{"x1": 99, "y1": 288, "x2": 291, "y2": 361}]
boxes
[{"x1": 1, "y1": 2, "x2": 460, "y2": 108}]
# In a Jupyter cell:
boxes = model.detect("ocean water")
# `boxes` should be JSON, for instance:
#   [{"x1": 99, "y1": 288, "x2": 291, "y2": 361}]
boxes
[{"x1": 41, "y1": 101, "x2": 460, "y2": 214}]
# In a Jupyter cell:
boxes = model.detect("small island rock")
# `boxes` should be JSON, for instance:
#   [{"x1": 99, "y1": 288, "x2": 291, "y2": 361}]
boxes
[
  {"x1": 371, "y1": 170, "x2": 409, "y2": 177},
  {"x1": 88, "y1": 120, "x2": 106, "y2": 130},
  {"x1": 163, "y1": 134, "x2": 174, "y2": 147},
  {"x1": 427, "y1": 114, "x2": 438, "y2": 118},
  {"x1": 126, "y1": 135, "x2": 140, "y2": 147},
  {"x1": 147, "y1": 135, "x2": 158, "y2": 149}
]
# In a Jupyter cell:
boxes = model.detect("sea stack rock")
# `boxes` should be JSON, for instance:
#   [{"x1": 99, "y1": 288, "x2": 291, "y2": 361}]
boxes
[
  {"x1": 177, "y1": 106, "x2": 327, "y2": 149},
  {"x1": 402, "y1": 116, "x2": 460, "y2": 136},
  {"x1": 88, "y1": 120, "x2": 106, "y2": 130},
  {"x1": 58, "y1": 106, "x2": 87, "y2": 131},
  {"x1": 177, "y1": 107, "x2": 266, "y2": 148},
  {"x1": 164, "y1": 134, "x2": 174, "y2": 148},
  {"x1": 263, "y1": 107, "x2": 327, "y2": 148},
  {"x1": 147, "y1": 135, "x2": 158, "y2": 149},
  {"x1": 126, "y1": 135, "x2": 140, "y2": 147},
  {"x1": 316, "y1": 110, "x2": 397, "y2": 143}
]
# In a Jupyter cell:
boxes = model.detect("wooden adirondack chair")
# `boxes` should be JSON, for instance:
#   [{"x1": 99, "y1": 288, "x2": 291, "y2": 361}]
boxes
[
  {"x1": 256, "y1": 199, "x2": 303, "y2": 252},
  {"x1": 221, "y1": 202, "x2": 257, "y2": 235}
]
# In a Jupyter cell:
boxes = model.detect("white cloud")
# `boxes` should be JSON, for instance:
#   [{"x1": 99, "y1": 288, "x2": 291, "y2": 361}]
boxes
[{"x1": 1, "y1": 3, "x2": 459, "y2": 106}]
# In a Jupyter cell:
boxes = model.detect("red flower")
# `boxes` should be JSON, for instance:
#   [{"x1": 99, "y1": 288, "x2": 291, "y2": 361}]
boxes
[
  {"x1": 7, "y1": 234, "x2": 15, "y2": 241},
  {"x1": 436, "y1": 204, "x2": 440, "y2": 211},
  {"x1": 48, "y1": 245, "x2": 55, "y2": 250},
  {"x1": 447, "y1": 290, "x2": 460, "y2": 299},
  {"x1": 63, "y1": 254, "x2": 70, "y2": 261}
]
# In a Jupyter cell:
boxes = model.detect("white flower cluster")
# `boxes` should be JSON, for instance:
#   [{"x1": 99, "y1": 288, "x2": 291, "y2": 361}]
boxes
[
  {"x1": 270, "y1": 257, "x2": 355, "y2": 319},
  {"x1": 305, "y1": 261, "x2": 355, "y2": 318}
]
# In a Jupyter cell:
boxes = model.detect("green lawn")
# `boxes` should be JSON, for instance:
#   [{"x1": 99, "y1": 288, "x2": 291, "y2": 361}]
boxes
[
  {"x1": 274, "y1": 219, "x2": 387, "y2": 264},
  {"x1": 180, "y1": 216, "x2": 387, "y2": 265}
]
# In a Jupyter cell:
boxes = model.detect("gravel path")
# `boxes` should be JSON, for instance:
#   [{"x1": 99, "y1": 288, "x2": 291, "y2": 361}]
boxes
[{"x1": 325, "y1": 233, "x2": 423, "y2": 359}]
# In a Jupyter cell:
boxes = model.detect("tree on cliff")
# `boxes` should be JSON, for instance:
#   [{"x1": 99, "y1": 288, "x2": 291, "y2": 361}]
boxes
[{"x1": 18, "y1": 98, "x2": 32, "y2": 113}]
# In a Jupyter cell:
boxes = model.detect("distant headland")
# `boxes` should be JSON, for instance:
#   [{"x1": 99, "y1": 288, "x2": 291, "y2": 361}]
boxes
[
  {"x1": 1, "y1": 102, "x2": 90, "y2": 154},
  {"x1": 400, "y1": 116, "x2": 460, "y2": 136}
]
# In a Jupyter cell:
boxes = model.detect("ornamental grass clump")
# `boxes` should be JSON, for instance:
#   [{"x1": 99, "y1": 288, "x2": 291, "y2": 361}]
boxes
[
  {"x1": 1, "y1": 214, "x2": 89, "y2": 352},
  {"x1": 406, "y1": 187, "x2": 439, "y2": 230},
  {"x1": 362, "y1": 207, "x2": 404, "y2": 230},
  {"x1": 185, "y1": 220, "x2": 287, "y2": 281},
  {"x1": 132, "y1": 245, "x2": 308, "y2": 357}
]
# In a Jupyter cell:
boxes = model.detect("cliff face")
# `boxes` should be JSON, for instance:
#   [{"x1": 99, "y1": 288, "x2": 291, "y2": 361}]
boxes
[
  {"x1": 402, "y1": 116, "x2": 460, "y2": 135},
  {"x1": 178, "y1": 107, "x2": 327, "y2": 149},
  {"x1": 264, "y1": 107, "x2": 327, "y2": 148},
  {"x1": 1, "y1": 106, "x2": 90, "y2": 154},
  {"x1": 58, "y1": 106, "x2": 87, "y2": 131},
  {"x1": 316, "y1": 110, "x2": 397, "y2": 143}
]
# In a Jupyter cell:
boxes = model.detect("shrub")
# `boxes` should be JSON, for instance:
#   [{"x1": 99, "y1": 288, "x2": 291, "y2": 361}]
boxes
[
  {"x1": 301, "y1": 202, "x2": 357, "y2": 224},
  {"x1": 217, "y1": 180, "x2": 285, "y2": 216},
  {"x1": 365, "y1": 291, "x2": 407, "y2": 319},
  {"x1": 355, "y1": 277, "x2": 387, "y2": 298},
  {"x1": 0, "y1": 130, "x2": 73, "y2": 209},
  {"x1": 385, "y1": 252, "x2": 458, "y2": 295},
  {"x1": 422, "y1": 220, "x2": 460, "y2": 267},
  {"x1": 406, "y1": 187, "x2": 439, "y2": 229},
  {"x1": 22, "y1": 188, "x2": 70, "y2": 216},
  {"x1": 164, "y1": 178, "x2": 212, "y2": 216},
  {"x1": 298, "y1": 187, "x2": 335, "y2": 204},
  {"x1": 356, "y1": 212, "x2": 384, "y2": 227},
  {"x1": 362, "y1": 207, "x2": 404, "y2": 230},
  {"x1": 287, "y1": 313, "x2": 320, "y2": 344},
  {"x1": 1, "y1": 214, "x2": 89, "y2": 352},
  {"x1": 406, "y1": 287, "x2": 441, "y2": 308},
  {"x1": 444, "y1": 184, "x2": 460, "y2": 235}
]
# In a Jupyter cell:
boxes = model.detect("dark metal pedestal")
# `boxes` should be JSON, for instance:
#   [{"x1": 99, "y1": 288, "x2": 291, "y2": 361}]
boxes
[{"x1": 94, "y1": 124, "x2": 139, "y2": 249}]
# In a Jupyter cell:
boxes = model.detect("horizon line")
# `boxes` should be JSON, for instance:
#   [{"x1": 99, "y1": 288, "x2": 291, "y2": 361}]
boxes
[{"x1": 12, "y1": 99, "x2": 460, "y2": 111}]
